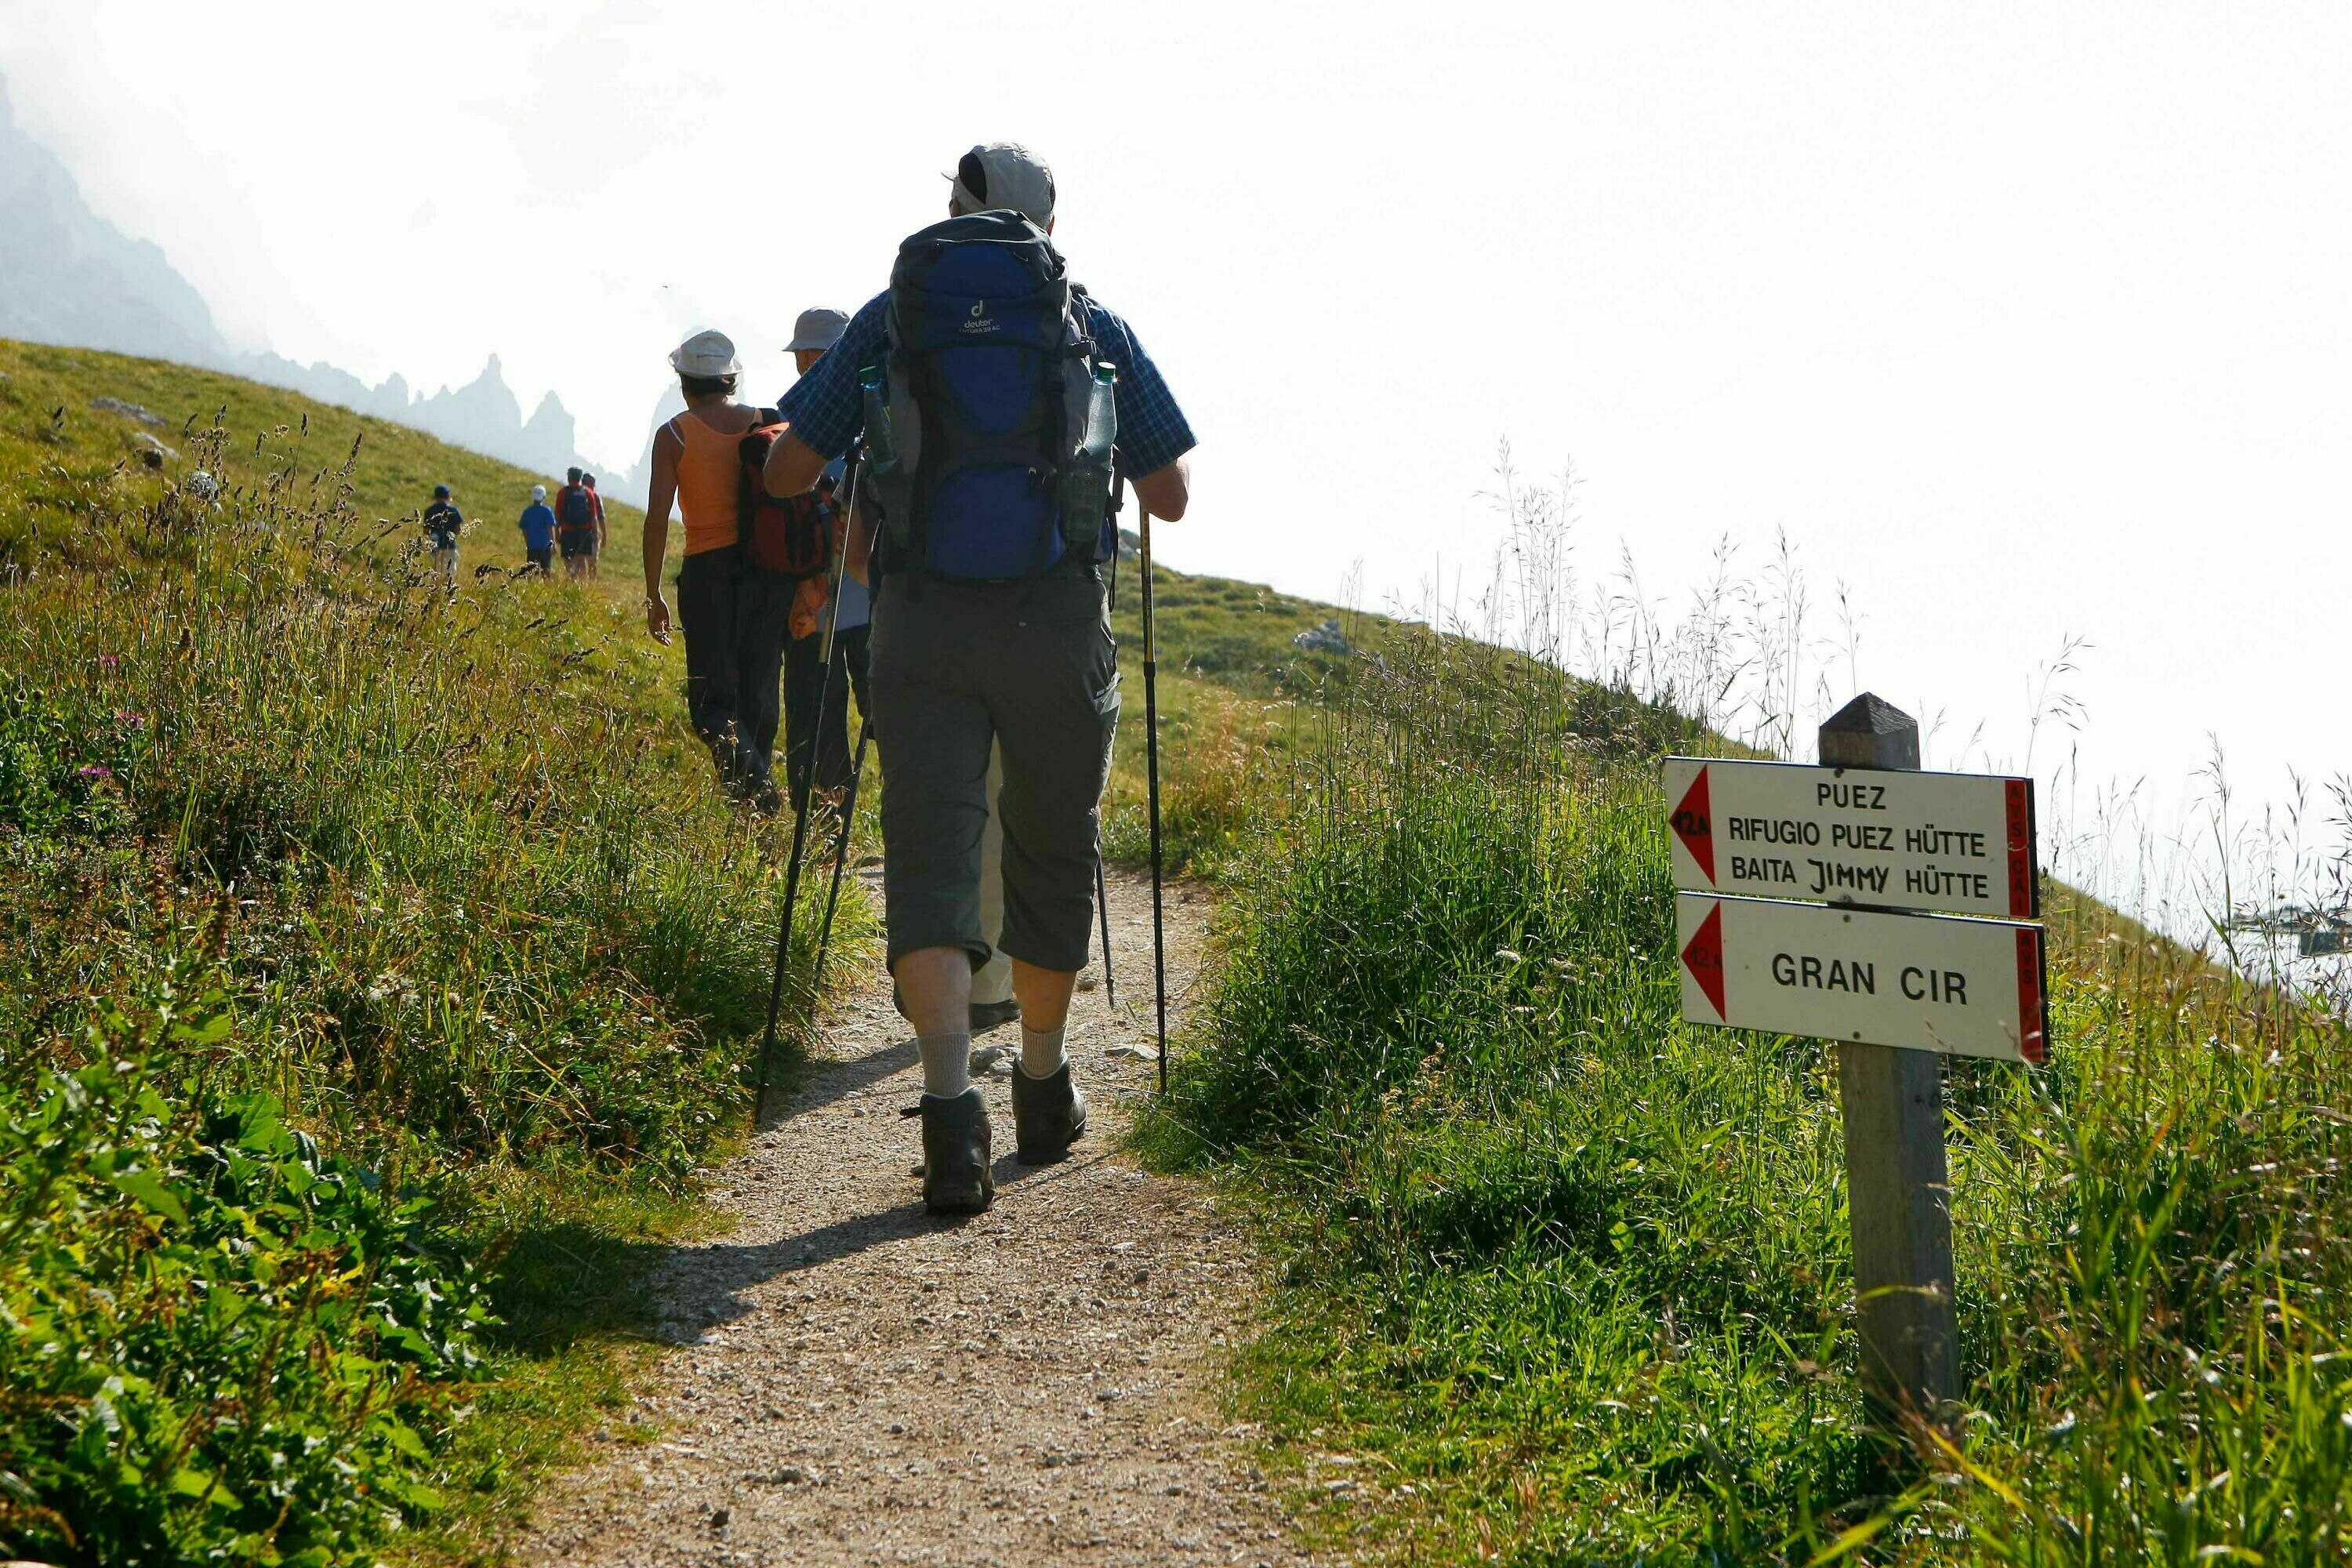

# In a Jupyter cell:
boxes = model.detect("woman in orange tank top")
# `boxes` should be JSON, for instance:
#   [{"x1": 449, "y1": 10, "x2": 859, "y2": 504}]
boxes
[{"x1": 643, "y1": 330, "x2": 794, "y2": 807}]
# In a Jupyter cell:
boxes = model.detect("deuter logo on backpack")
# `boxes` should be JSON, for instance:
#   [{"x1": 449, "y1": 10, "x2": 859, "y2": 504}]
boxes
[{"x1": 866, "y1": 212, "x2": 1117, "y2": 582}]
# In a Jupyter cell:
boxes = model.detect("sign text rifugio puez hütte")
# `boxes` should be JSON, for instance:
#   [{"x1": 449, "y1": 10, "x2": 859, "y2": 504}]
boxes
[
  {"x1": 1676, "y1": 894, "x2": 2050, "y2": 1062},
  {"x1": 1664, "y1": 758, "x2": 2038, "y2": 919}
]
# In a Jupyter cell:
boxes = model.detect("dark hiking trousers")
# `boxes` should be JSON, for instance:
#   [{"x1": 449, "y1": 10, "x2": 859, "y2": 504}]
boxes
[
  {"x1": 784, "y1": 622, "x2": 871, "y2": 808},
  {"x1": 870, "y1": 566, "x2": 1117, "y2": 975},
  {"x1": 677, "y1": 550, "x2": 789, "y2": 797}
]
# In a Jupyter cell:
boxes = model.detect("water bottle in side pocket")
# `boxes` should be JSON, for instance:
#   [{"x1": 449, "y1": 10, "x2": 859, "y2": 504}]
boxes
[{"x1": 1059, "y1": 360, "x2": 1117, "y2": 557}]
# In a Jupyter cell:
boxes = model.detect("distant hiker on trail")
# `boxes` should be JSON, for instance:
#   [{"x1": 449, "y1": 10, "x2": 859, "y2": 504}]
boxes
[
  {"x1": 555, "y1": 466, "x2": 598, "y2": 582},
  {"x1": 777, "y1": 306, "x2": 869, "y2": 809},
  {"x1": 581, "y1": 472, "x2": 608, "y2": 579},
  {"x1": 518, "y1": 484, "x2": 556, "y2": 575},
  {"x1": 424, "y1": 483, "x2": 463, "y2": 591},
  {"x1": 762, "y1": 142, "x2": 1195, "y2": 1214},
  {"x1": 642, "y1": 329, "x2": 792, "y2": 809}
]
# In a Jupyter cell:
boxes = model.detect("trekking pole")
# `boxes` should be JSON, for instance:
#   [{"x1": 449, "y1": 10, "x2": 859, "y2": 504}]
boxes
[
  {"x1": 810, "y1": 456, "x2": 880, "y2": 996},
  {"x1": 1095, "y1": 472, "x2": 1123, "y2": 1013},
  {"x1": 811, "y1": 713, "x2": 873, "y2": 998},
  {"x1": 754, "y1": 457, "x2": 858, "y2": 1126},
  {"x1": 1094, "y1": 851, "x2": 1116, "y2": 1010},
  {"x1": 1138, "y1": 495, "x2": 1169, "y2": 1093}
]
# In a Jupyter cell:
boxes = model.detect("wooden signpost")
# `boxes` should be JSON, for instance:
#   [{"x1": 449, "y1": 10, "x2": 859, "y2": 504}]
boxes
[{"x1": 1666, "y1": 694, "x2": 2048, "y2": 1426}]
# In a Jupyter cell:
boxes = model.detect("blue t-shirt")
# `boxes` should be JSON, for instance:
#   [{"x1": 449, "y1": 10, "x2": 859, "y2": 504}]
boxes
[
  {"x1": 833, "y1": 569, "x2": 870, "y2": 631},
  {"x1": 518, "y1": 503, "x2": 557, "y2": 552},
  {"x1": 817, "y1": 456, "x2": 871, "y2": 631}
]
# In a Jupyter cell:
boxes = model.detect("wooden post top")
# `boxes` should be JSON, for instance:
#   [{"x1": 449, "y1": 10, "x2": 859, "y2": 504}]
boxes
[{"x1": 1820, "y1": 692, "x2": 1920, "y2": 771}]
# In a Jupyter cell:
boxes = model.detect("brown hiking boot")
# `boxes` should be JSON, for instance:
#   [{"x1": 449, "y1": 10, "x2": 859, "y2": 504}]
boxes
[
  {"x1": 1011, "y1": 1061, "x2": 1087, "y2": 1166},
  {"x1": 919, "y1": 1087, "x2": 994, "y2": 1214}
]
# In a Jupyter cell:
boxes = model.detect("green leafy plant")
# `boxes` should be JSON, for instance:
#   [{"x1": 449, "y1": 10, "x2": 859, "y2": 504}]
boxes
[{"x1": 0, "y1": 968, "x2": 488, "y2": 1566}]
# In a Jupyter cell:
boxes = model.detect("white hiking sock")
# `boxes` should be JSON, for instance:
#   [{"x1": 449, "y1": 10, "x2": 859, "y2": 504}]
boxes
[
  {"x1": 919, "y1": 1032, "x2": 974, "y2": 1098},
  {"x1": 1019, "y1": 1024, "x2": 1069, "y2": 1080}
]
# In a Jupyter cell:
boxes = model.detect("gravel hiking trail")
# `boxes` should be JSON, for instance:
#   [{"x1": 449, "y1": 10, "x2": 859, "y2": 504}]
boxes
[{"x1": 513, "y1": 868, "x2": 1313, "y2": 1568}]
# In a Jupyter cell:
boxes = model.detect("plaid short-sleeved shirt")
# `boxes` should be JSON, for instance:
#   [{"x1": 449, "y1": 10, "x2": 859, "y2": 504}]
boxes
[{"x1": 775, "y1": 286, "x2": 1195, "y2": 479}]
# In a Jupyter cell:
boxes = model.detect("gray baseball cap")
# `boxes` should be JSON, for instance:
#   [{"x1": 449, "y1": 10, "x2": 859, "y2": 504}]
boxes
[
  {"x1": 786, "y1": 307, "x2": 850, "y2": 353},
  {"x1": 948, "y1": 143, "x2": 1055, "y2": 227}
]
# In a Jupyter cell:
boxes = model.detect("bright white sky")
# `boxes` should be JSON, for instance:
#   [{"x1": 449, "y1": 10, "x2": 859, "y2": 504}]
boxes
[{"x1": 4, "y1": 1, "x2": 2347, "y2": 911}]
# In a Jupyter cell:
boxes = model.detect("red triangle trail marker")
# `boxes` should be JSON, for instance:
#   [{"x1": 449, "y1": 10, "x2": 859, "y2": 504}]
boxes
[
  {"x1": 1670, "y1": 764, "x2": 1715, "y2": 884},
  {"x1": 1680, "y1": 899, "x2": 1726, "y2": 1019}
]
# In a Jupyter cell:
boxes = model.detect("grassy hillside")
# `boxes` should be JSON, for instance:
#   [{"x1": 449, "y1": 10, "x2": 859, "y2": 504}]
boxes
[
  {"x1": 0, "y1": 340, "x2": 657, "y2": 587},
  {"x1": 0, "y1": 338, "x2": 1404, "y2": 1566},
  {"x1": 2, "y1": 338, "x2": 1812, "y2": 1566},
  {"x1": 0, "y1": 339, "x2": 886, "y2": 1566},
  {"x1": 0, "y1": 334, "x2": 1356, "y2": 863},
  {"x1": 1098, "y1": 562, "x2": 1348, "y2": 875},
  {"x1": 1140, "y1": 595, "x2": 2352, "y2": 1563}
]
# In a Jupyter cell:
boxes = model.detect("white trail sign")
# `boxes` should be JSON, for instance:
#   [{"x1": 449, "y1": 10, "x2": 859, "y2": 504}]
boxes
[
  {"x1": 1664, "y1": 758, "x2": 2037, "y2": 920},
  {"x1": 1676, "y1": 893, "x2": 2049, "y2": 1063}
]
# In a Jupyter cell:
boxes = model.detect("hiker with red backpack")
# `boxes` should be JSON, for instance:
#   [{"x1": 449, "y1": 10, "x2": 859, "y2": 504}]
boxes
[
  {"x1": 581, "y1": 472, "x2": 608, "y2": 579},
  {"x1": 554, "y1": 467, "x2": 598, "y2": 581},
  {"x1": 640, "y1": 330, "x2": 802, "y2": 809},
  {"x1": 761, "y1": 143, "x2": 1195, "y2": 1214}
]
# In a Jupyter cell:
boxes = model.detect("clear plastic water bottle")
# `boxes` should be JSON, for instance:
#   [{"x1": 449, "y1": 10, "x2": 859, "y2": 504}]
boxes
[
  {"x1": 1085, "y1": 360, "x2": 1119, "y2": 465},
  {"x1": 1061, "y1": 361, "x2": 1118, "y2": 552}
]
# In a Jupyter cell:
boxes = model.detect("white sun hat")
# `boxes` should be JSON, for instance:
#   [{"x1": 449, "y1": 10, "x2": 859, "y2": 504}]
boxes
[
  {"x1": 670, "y1": 329, "x2": 742, "y2": 378},
  {"x1": 531, "y1": 484, "x2": 546, "y2": 501},
  {"x1": 786, "y1": 307, "x2": 851, "y2": 353}
]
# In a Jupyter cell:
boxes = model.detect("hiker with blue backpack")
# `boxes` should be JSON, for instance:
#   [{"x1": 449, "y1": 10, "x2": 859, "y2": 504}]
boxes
[
  {"x1": 424, "y1": 483, "x2": 463, "y2": 592},
  {"x1": 762, "y1": 143, "x2": 1194, "y2": 1214}
]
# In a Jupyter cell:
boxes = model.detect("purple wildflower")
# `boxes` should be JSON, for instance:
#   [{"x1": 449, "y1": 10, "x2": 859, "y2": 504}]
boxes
[{"x1": 78, "y1": 764, "x2": 114, "y2": 780}]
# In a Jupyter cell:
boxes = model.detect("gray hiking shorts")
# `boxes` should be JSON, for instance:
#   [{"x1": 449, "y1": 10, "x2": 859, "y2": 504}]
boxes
[{"x1": 869, "y1": 566, "x2": 1119, "y2": 976}]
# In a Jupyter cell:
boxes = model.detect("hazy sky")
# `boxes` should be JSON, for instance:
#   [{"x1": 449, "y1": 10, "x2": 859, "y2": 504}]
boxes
[{"x1": 4, "y1": 2, "x2": 2347, "y2": 906}]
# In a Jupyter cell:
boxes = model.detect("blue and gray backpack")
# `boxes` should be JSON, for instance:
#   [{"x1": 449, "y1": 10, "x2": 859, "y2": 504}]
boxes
[{"x1": 866, "y1": 211, "x2": 1118, "y2": 581}]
